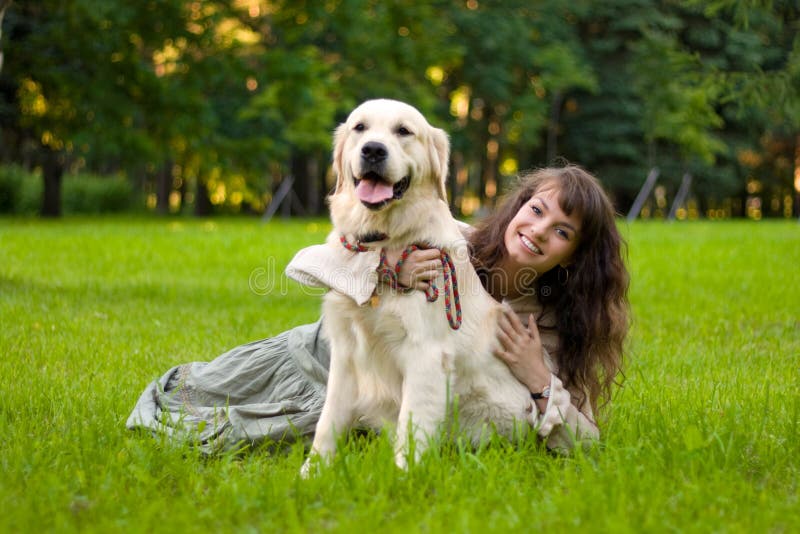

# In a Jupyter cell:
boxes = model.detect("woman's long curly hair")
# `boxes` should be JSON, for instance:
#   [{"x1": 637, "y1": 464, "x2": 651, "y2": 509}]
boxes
[{"x1": 469, "y1": 165, "x2": 629, "y2": 412}]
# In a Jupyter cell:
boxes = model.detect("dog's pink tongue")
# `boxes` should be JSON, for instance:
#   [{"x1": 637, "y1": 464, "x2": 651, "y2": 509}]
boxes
[{"x1": 356, "y1": 179, "x2": 394, "y2": 204}]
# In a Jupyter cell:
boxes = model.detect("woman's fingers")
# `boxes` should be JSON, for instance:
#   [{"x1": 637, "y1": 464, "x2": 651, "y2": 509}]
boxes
[
  {"x1": 505, "y1": 307, "x2": 527, "y2": 332},
  {"x1": 500, "y1": 307, "x2": 528, "y2": 337},
  {"x1": 398, "y1": 249, "x2": 442, "y2": 288},
  {"x1": 527, "y1": 313, "x2": 540, "y2": 341},
  {"x1": 413, "y1": 248, "x2": 444, "y2": 261},
  {"x1": 497, "y1": 311, "x2": 515, "y2": 338},
  {"x1": 403, "y1": 265, "x2": 441, "y2": 289},
  {"x1": 496, "y1": 310, "x2": 530, "y2": 357},
  {"x1": 416, "y1": 266, "x2": 442, "y2": 281},
  {"x1": 493, "y1": 308, "x2": 548, "y2": 389},
  {"x1": 503, "y1": 308, "x2": 540, "y2": 341}
]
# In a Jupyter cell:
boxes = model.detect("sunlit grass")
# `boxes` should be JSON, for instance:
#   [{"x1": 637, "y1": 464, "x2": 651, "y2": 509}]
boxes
[{"x1": 1, "y1": 216, "x2": 798, "y2": 532}]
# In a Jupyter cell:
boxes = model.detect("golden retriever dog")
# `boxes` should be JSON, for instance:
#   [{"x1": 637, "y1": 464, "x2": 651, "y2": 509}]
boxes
[{"x1": 304, "y1": 99, "x2": 533, "y2": 472}]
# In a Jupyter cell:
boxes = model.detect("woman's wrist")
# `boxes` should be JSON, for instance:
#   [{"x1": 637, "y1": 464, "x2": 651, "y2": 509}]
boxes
[
  {"x1": 524, "y1": 363, "x2": 551, "y2": 395},
  {"x1": 530, "y1": 384, "x2": 551, "y2": 400},
  {"x1": 529, "y1": 379, "x2": 551, "y2": 414}
]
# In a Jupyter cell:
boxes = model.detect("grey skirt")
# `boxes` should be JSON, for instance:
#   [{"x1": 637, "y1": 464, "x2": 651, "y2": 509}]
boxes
[{"x1": 126, "y1": 320, "x2": 330, "y2": 453}]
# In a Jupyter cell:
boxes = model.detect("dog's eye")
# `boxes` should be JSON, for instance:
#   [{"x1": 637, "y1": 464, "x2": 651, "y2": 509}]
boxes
[
  {"x1": 396, "y1": 126, "x2": 413, "y2": 136},
  {"x1": 354, "y1": 123, "x2": 366, "y2": 132}
]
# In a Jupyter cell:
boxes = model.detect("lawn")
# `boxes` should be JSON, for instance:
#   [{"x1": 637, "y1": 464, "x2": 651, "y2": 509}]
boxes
[{"x1": 1, "y1": 216, "x2": 798, "y2": 533}]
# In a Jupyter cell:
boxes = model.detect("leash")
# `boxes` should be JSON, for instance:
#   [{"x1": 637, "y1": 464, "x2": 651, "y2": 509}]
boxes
[{"x1": 340, "y1": 235, "x2": 462, "y2": 330}]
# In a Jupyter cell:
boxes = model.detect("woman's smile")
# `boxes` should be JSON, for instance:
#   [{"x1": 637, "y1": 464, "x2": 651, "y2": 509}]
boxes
[{"x1": 518, "y1": 233, "x2": 542, "y2": 255}]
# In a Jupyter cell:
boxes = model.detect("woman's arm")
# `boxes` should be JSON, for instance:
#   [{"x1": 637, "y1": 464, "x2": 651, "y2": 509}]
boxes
[
  {"x1": 285, "y1": 238, "x2": 444, "y2": 305},
  {"x1": 286, "y1": 222, "x2": 473, "y2": 302},
  {"x1": 285, "y1": 238, "x2": 383, "y2": 305},
  {"x1": 495, "y1": 306, "x2": 599, "y2": 452}
]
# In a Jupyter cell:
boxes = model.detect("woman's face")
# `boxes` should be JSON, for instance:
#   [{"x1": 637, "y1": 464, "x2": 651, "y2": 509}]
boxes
[{"x1": 502, "y1": 186, "x2": 582, "y2": 278}]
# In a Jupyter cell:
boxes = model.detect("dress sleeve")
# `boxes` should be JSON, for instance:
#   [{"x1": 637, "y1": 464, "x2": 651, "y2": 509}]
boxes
[
  {"x1": 532, "y1": 373, "x2": 599, "y2": 452},
  {"x1": 285, "y1": 241, "x2": 382, "y2": 306}
]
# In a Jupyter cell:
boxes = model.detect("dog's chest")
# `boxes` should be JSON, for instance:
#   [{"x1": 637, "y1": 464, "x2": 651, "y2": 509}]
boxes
[
  {"x1": 367, "y1": 287, "x2": 456, "y2": 344},
  {"x1": 324, "y1": 289, "x2": 455, "y2": 371}
]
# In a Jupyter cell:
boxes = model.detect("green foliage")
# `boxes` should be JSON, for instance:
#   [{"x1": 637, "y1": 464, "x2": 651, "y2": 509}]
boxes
[
  {"x1": 0, "y1": 1, "x2": 798, "y2": 216},
  {"x1": 0, "y1": 165, "x2": 41, "y2": 214},
  {"x1": 0, "y1": 164, "x2": 23, "y2": 212},
  {"x1": 635, "y1": 6, "x2": 731, "y2": 200},
  {"x1": 559, "y1": 0, "x2": 655, "y2": 200},
  {"x1": 631, "y1": 29, "x2": 727, "y2": 164},
  {"x1": 0, "y1": 219, "x2": 797, "y2": 531},
  {"x1": 241, "y1": 46, "x2": 338, "y2": 157},
  {"x1": 61, "y1": 173, "x2": 134, "y2": 214}
]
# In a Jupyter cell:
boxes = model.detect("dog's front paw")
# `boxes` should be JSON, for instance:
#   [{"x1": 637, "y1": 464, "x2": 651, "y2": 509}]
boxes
[
  {"x1": 299, "y1": 457, "x2": 315, "y2": 479},
  {"x1": 300, "y1": 455, "x2": 326, "y2": 479},
  {"x1": 394, "y1": 451, "x2": 409, "y2": 471}
]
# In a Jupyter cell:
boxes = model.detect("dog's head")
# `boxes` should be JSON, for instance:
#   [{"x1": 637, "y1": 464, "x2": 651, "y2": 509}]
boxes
[{"x1": 331, "y1": 99, "x2": 450, "y2": 216}]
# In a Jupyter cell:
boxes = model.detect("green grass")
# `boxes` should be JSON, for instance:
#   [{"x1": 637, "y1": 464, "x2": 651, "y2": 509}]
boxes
[{"x1": 1, "y1": 216, "x2": 798, "y2": 532}]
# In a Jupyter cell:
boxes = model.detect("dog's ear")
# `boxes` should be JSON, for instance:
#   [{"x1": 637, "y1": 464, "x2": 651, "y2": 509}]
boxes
[
  {"x1": 428, "y1": 126, "x2": 450, "y2": 202},
  {"x1": 332, "y1": 122, "x2": 348, "y2": 194}
]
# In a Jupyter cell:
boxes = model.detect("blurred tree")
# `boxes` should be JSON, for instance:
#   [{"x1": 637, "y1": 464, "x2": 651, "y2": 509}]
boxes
[
  {"x1": 0, "y1": 0, "x2": 796, "y2": 218},
  {"x1": 1, "y1": 1, "x2": 262, "y2": 216},
  {"x1": 4, "y1": 2, "x2": 187, "y2": 215},
  {"x1": 702, "y1": 0, "x2": 800, "y2": 217},
  {"x1": 438, "y1": 0, "x2": 596, "y2": 213},
  {"x1": 234, "y1": 0, "x2": 455, "y2": 214},
  {"x1": 0, "y1": 0, "x2": 9, "y2": 74},
  {"x1": 558, "y1": 0, "x2": 664, "y2": 210},
  {"x1": 630, "y1": 0, "x2": 799, "y2": 217},
  {"x1": 631, "y1": 31, "x2": 726, "y2": 165},
  {"x1": 558, "y1": 0, "x2": 798, "y2": 216}
]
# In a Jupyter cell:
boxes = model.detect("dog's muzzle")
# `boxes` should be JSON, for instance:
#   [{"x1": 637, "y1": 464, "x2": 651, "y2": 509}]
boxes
[{"x1": 354, "y1": 142, "x2": 411, "y2": 210}]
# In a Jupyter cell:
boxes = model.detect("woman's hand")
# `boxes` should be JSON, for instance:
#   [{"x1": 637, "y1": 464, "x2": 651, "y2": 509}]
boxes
[
  {"x1": 494, "y1": 308, "x2": 551, "y2": 396},
  {"x1": 383, "y1": 247, "x2": 442, "y2": 291}
]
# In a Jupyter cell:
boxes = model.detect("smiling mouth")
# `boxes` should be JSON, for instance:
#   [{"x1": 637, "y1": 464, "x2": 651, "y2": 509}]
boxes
[
  {"x1": 519, "y1": 234, "x2": 542, "y2": 255},
  {"x1": 353, "y1": 172, "x2": 411, "y2": 210}
]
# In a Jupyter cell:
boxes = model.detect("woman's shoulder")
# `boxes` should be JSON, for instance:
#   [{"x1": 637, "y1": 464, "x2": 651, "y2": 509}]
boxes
[{"x1": 456, "y1": 219, "x2": 474, "y2": 240}]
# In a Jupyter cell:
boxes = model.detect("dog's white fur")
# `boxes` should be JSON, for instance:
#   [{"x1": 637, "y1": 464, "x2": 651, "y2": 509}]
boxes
[{"x1": 306, "y1": 99, "x2": 532, "y2": 471}]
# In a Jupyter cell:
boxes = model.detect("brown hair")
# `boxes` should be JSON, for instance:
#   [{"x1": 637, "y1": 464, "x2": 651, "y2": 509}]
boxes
[{"x1": 469, "y1": 164, "x2": 629, "y2": 412}]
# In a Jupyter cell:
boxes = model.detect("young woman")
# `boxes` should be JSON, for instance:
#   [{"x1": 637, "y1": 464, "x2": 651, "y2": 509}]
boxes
[{"x1": 127, "y1": 164, "x2": 629, "y2": 453}]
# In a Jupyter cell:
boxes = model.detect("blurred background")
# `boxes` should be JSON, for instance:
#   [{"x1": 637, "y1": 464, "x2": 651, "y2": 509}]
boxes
[{"x1": 0, "y1": 0, "x2": 797, "y2": 219}]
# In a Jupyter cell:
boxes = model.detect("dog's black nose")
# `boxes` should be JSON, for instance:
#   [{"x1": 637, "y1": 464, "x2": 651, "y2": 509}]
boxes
[{"x1": 361, "y1": 142, "x2": 388, "y2": 164}]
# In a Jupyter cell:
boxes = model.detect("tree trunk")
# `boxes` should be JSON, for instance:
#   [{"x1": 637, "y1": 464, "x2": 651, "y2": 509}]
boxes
[
  {"x1": 290, "y1": 151, "x2": 321, "y2": 215},
  {"x1": 0, "y1": 1, "x2": 11, "y2": 75},
  {"x1": 156, "y1": 160, "x2": 172, "y2": 215},
  {"x1": 40, "y1": 149, "x2": 64, "y2": 217},
  {"x1": 307, "y1": 154, "x2": 322, "y2": 215},
  {"x1": 546, "y1": 90, "x2": 564, "y2": 164},
  {"x1": 194, "y1": 176, "x2": 212, "y2": 216}
]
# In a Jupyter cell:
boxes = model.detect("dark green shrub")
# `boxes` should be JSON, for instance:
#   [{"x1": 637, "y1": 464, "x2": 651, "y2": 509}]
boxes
[
  {"x1": 0, "y1": 165, "x2": 24, "y2": 213},
  {"x1": 62, "y1": 173, "x2": 133, "y2": 214},
  {"x1": 18, "y1": 172, "x2": 43, "y2": 215},
  {"x1": 0, "y1": 165, "x2": 41, "y2": 214}
]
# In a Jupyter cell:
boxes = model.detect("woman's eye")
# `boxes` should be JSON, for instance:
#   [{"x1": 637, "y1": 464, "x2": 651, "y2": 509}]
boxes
[
  {"x1": 354, "y1": 123, "x2": 365, "y2": 132},
  {"x1": 530, "y1": 204, "x2": 542, "y2": 215},
  {"x1": 556, "y1": 228, "x2": 569, "y2": 240}
]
